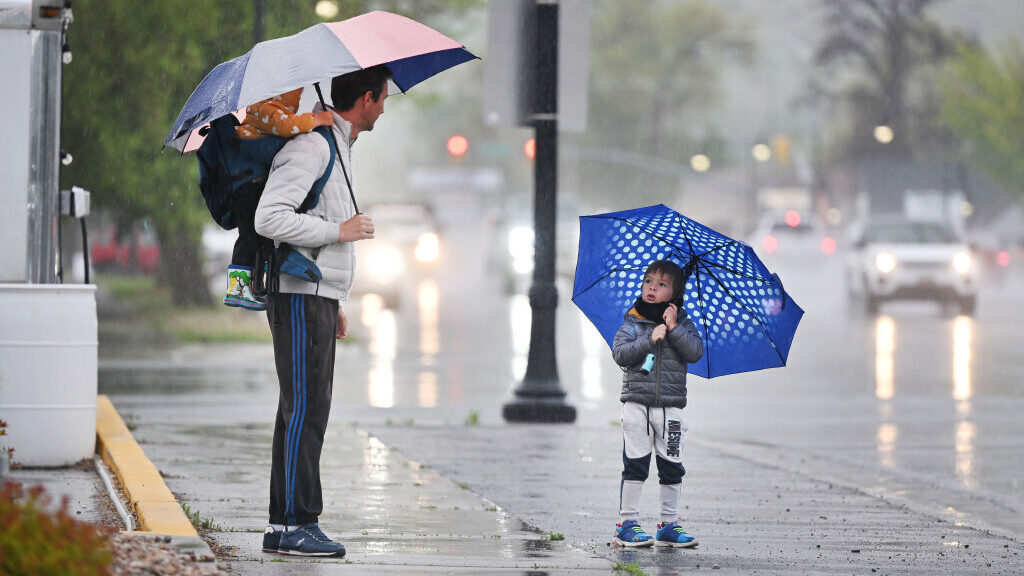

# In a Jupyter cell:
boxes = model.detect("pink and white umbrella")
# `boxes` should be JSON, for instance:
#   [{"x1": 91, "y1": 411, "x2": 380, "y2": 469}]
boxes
[{"x1": 166, "y1": 10, "x2": 476, "y2": 152}]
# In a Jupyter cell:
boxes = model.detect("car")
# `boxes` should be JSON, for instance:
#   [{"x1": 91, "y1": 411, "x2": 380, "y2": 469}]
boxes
[
  {"x1": 844, "y1": 216, "x2": 978, "y2": 314},
  {"x1": 490, "y1": 196, "x2": 583, "y2": 295},
  {"x1": 351, "y1": 202, "x2": 441, "y2": 307},
  {"x1": 749, "y1": 210, "x2": 835, "y2": 259},
  {"x1": 90, "y1": 222, "x2": 161, "y2": 274}
]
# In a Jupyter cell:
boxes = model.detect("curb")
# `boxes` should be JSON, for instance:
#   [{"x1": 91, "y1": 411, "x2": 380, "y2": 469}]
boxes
[{"x1": 95, "y1": 395, "x2": 215, "y2": 561}]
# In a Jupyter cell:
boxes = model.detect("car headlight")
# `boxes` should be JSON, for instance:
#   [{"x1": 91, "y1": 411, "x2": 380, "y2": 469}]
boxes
[
  {"x1": 952, "y1": 251, "x2": 972, "y2": 275},
  {"x1": 508, "y1": 226, "x2": 534, "y2": 259},
  {"x1": 875, "y1": 252, "x2": 897, "y2": 273},
  {"x1": 414, "y1": 232, "x2": 440, "y2": 263},
  {"x1": 365, "y1": 245, "x2": 405, "y2": 284}
]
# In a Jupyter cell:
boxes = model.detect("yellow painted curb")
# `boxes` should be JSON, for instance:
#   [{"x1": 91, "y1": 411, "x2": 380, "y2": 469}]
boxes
[{"x1": 96, "y1": 395, "x2": 198, "y2": 537}]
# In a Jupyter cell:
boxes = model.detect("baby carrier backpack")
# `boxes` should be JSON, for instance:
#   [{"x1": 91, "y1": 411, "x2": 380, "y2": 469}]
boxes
[{"x1": 195, "y1": 113, "x2": 337, "y2": 294}]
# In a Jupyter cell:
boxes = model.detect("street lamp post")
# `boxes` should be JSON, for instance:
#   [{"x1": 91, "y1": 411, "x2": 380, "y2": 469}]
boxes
[{"x1": 503, "y1": 0, "x2": 576, "y2": 424}]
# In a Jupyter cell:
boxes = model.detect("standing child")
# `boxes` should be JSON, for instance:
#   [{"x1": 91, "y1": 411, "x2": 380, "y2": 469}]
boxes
[
  {"x1": 611, "y1": 259, "x2": 704, "y2": 548},
  {"x1": 222, "y1": 88, "x2": 335, "y2": 310}
]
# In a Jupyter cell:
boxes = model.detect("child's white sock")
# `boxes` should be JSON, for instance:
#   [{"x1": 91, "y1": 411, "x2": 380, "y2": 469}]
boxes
[{"x1": 268, "y1": 524, "x2": 284, "y2": 532}]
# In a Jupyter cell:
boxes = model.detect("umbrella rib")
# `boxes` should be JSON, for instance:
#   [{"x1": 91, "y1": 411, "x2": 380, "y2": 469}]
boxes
[
  {"x1": 602, "y1": 216, "x2": 694, "y2": 257},
  {"x1": 691, "y1": 264, "x2": 713, "y2": 378},
  {"x1": 698, "y1": 259, "x2": 771, "y2": 284},
  {"x1": 696, "y1": 240, "x2": 738, "y2": 258},
  {"x1": 670, "y1": 211, "x2": 699, "y2": 258},
  {"x1": 697, "y1": 261, "x2": 786, "y2": 366}
]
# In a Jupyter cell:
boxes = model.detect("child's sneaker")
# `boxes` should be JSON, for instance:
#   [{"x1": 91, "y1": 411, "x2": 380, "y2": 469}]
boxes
[
  {"x1": 223, "y1": 265, "x2": 266, "y2": 311},
  {"x1": 656, "y1": 522, "x2": 698, "y2": 548},
  {"x1": 613, "y1": 520, "x2": 654, "y2": 547}
]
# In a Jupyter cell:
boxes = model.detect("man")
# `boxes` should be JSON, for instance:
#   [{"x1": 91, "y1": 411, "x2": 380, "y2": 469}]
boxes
[{"x1": 253, "y1": 65, "x2": 391, "y2": 557}]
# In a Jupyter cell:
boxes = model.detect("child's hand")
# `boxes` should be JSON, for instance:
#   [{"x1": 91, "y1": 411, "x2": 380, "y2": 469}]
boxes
[
  {"x1": 651, "y1": 324, "x2": 667, "y2": 343},
  {"x1": 663, "y1": 303, "x2": 678, "y2": 331},
  {"x1": 314, "y1": 110, "x2": 335, "y2": 127}
]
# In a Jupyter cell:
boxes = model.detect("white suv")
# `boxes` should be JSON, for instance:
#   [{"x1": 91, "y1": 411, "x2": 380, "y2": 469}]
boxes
[{"x1": 845, "y1": 216, "x2": 978, "y2": 314}]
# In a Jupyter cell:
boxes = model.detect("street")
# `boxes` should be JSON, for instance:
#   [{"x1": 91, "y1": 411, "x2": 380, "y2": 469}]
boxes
[{"x1": 99, "y1": 197, "x2": 1024, "y2": 574}]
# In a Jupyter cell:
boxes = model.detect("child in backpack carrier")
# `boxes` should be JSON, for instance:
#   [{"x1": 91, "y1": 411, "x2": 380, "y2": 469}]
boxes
[{"x1": 223, "y1": 88, "x2": 335, "y2": 311}]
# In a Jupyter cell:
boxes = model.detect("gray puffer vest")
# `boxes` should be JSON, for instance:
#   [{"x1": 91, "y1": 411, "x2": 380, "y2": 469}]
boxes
[{"x1": 612, "y1": 308, "x2": 704, "y2": 408}]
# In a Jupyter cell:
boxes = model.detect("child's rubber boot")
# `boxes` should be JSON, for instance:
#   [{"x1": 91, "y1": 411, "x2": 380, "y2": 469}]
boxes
[{"x1": 223, "y1": 265, "x2": 266, "y2": 311}]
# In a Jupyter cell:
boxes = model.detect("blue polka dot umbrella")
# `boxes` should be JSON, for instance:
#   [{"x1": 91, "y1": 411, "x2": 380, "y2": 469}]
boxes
[{"x1": 572, "y1": 204, "x2": 803, "y2": 378}]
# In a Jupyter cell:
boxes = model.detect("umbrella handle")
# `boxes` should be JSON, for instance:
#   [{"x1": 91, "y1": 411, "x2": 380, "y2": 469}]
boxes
[{"x1": 313, "y1": 82, "x2": 360, "y2": 214}]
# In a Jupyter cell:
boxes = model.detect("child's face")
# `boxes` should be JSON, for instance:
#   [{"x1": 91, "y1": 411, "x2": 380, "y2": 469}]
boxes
[{"x1": 642, "y1": 271, "x2": 674, "y2": 304}]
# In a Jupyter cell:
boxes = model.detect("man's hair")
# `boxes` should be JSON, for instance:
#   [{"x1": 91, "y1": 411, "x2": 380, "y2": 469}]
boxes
[
  {"x1": 330, "y1": 65, "x2": 393, "y2": 111},
  {"x1": 644, "y1": 259, "x2": 684, "y2": 300}
]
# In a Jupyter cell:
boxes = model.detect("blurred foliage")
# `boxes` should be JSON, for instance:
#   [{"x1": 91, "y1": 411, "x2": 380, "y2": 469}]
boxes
[
  {"x1": 573, "y1": 0, "x2": 753, "y2": 207},
  {"x1": 809, "y1": 0, "x2": 964, "y2": 162},
  {"x1": 0, "y1": 480, "x2": 114, "y2": 576},
  {"x1": 940, "y1": 41, "x2": 1024, "y2": 204},
  {"x1": 61, "y1": 0, "x2": 473, "y2": 306},
  {"x1": 0, "y1": 419, "x2": 15, "y2": 470},
  {"x1": 96, "y1": 275, "x2": 276, "y2": 344}
]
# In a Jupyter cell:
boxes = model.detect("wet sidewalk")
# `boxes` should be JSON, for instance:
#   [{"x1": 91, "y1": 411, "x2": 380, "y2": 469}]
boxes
[
  {"x1": 124, "y1": 412, "x2": 1023, "y2": 575},
  {"x1": 129, "y1": 419, "x2": 613, "y2": 575}
]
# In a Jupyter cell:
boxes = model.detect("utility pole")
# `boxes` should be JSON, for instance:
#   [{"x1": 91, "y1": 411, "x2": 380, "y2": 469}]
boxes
[
  {"x1": 254, "y1": 0, "x2": 265, "y2": 43},
  {"x1": 503, "y1": 0, "x2": 576, "y2": 423}
]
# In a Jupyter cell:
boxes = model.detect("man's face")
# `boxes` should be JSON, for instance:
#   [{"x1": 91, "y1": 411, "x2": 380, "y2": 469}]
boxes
[{"x1": 360, "y1": 81, "x2": 388, "y2": 132}]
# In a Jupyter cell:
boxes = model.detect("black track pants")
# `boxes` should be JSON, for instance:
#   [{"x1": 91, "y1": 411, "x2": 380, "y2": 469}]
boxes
[{"x1": 267, "y1": 292, "x2": 338, "y2": 526}]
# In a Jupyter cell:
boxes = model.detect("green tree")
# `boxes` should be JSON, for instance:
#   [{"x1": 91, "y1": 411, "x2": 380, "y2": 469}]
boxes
[
  {"x1": 61, "y1": 1, "x2": 473, "y2": 306},
  {"x1": 810, "y1": 0, "x2": 961, "y2": 161},
  {"x1": 577, "y1": 0, "x2": 753, "y2": 206},
  {"x1": 940, "y1": 41, "x2": 1024, "y2": 203}
]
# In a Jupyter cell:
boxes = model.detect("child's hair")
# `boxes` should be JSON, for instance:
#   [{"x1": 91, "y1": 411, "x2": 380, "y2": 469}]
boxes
[{"x1": 644, "y1": 259, "x2": 684, "y2": 300}]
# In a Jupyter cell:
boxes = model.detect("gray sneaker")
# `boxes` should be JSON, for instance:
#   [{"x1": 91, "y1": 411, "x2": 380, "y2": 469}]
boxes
[{"x1": 277, "y1": 523, "x2": 346, "y2": 557}]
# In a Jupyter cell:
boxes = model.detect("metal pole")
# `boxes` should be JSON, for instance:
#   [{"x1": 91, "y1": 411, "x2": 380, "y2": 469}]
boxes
[
  {"x1": 503, "y1": 0, "x2": 576, "y2": 423},
  {"x1": 254, "y1": 0, "x2": 265, "y2": 43}
]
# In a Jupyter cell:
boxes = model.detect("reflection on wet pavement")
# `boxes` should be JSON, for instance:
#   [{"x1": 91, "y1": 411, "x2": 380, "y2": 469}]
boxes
[
  {"x1": 510, "y1": 294, "x2": 530, "y2": 382},
  {"x1": 580, "y1": 313, "x2": 605, "y2": 405},
  {"x1": 875, "y1": 315, "x2": 895, "y2": 400},
  {"x1": 363, "y1": 293, "x2": 396, "y2": 408},
  {"x1": 952, "y1": 315, "x2": 972, "y2": 402},
  {"x1": 873, "y1": 312, "x2": 983, "y2": 490}
]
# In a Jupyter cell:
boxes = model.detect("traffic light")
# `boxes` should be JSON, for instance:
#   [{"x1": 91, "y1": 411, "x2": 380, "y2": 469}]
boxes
[
  {"x1": 447, "y1": 135, "x2": 468, "y2": 157},
  {"x1": 524, "y1": 138, "x2": 536, "y2": 160}
]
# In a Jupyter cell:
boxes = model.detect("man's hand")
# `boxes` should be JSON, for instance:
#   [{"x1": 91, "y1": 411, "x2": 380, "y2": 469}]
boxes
[
  {"x1": 651, "y1": 324, "x2": 667, "y2": 343},
  {"x1": 336, "y1": 305, "x2": 348, "y2": 339},
  {"x1": 314, "y1": 110, "x2": 335, "y2": 127},
  {"x1": 338, "y1": 213, "x2": 374, "y2": 242},
  {"x1": 663, "y1": 303, "x2": 678, "y2": 331}
]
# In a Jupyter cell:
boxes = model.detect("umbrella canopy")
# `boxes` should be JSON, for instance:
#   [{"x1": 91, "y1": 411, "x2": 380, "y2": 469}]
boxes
[
  {"x1": 572, "y1": 204, "x2": 803, "y2": 378},
  {"x1": 165, "y1": 10, "x2": 477, "y2": 151}
]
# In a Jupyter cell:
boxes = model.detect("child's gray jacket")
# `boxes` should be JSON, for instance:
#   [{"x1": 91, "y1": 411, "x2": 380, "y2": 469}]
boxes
[{"x1": 612, "y1": 307, "x2": 704, "y2": 408}]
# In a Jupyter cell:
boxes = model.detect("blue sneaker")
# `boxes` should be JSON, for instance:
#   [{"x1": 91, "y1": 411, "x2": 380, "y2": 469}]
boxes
[
  {"x1": 656, "y1": 522, "x2": 698, "y2": 548},
  {"x1": 261, "y1": 528, "x2": 281, "y2": 553},
  {"x1": 614, "y1": 520, "x2": 654, "y2": 547},
  {"x1": 277, "y1": 523, "x2": 346, "y2": 557}
]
